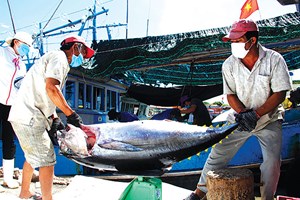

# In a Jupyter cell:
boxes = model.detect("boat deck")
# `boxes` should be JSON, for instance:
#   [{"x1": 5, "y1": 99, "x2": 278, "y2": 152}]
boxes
[
  {"x1": 0, "y1": 174, "x2": 294, "y2": 200},
  {"x1": 0, "y1": 175, "x2": 192, "y2": 200}
]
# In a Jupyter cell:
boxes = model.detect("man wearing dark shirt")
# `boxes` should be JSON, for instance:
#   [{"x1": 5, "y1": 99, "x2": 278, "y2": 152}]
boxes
[{"x1": 179, "y1": 95, "x2": 212, "y2": 126}]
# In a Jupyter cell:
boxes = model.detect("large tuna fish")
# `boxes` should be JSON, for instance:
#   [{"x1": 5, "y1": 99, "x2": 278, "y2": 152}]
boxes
[{"x1": 58, "y1": 120, "x2": 237, "y2": 174}]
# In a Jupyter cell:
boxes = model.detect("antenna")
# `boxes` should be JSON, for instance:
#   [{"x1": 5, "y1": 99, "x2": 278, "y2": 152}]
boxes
[{"x1": 146, "y1": 0, "x2": 151, "y2": 37}]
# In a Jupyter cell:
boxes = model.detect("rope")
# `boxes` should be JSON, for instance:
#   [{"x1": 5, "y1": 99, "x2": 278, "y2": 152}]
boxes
[
  {"x1": 42, "y1": 0, "x2": 64, "y2": 32},
  {"x1": 6, "y1": 0, "x2": 16, "y2": 34},
  {"x1": 179, "y1": 61, "x2": 195, "y2": 104}
]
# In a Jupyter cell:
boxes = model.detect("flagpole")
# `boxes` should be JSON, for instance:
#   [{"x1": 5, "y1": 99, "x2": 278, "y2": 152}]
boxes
[
  {"x1": 258, "y1": 10, "x2": 262, "y2": 20},
  {"x1": 257, "y1": 0, "x2": 262, "y2": 20}
]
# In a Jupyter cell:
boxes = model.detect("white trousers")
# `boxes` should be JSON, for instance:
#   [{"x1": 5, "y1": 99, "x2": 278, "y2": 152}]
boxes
[{"x1": 197, "y1": 121, "x2": 282, "y2": 200}]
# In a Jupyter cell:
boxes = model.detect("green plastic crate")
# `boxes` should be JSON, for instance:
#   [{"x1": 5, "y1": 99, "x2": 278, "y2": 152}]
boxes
[{"x1": 119, "y1": 176, "x2": 162, "y2": 200}]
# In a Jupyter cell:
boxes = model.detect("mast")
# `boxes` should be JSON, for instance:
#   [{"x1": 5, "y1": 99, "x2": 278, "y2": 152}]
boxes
[
  {"x1": 39, "y1": 23, "x2": 44, "y2": 56},
  {"x1": 146, "y1": 19, "x2": 149, "y2": 37},
  {"x1": 92, "y1": 0, "x2": 97, "y2": 41},
  {"x1": 126, "y1": 0, "x2": 129, "y2": 39},
  {"x1": 37, "y1": 10, "x2": 108, "y2": 37}
]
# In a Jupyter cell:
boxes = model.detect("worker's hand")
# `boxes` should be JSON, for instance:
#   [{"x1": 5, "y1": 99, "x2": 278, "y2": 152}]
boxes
[
  {"x1": 66, "y1": 112, "x2": 83, "y2": 127},
  {"x1": 48, "y1": 117, "x2": 65, "y2": 145},
  {"x1": 235, "y1": 109, "x2": 260, "y2": 132}
]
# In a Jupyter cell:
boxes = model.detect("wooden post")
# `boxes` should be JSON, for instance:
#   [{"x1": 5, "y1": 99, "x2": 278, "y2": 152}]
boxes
[{"x1": 206, "y1": 168, "x2": 254, "y2": 200}]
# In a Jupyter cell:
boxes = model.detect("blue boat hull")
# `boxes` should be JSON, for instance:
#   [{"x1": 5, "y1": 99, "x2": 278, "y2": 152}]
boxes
[{"x1": 170, "y1": 119, "x2": 300, "y2": 172}]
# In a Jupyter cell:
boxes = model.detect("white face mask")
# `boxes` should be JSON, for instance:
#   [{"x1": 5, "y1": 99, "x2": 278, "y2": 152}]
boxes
[{"x1": 231, "y1": 39, "x2": 253, "y2": 59}]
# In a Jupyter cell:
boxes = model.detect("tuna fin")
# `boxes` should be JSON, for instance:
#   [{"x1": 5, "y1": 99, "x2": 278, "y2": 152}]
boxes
[{"x1": 99, "y1": 139, "x2": 143, "y2": 151}]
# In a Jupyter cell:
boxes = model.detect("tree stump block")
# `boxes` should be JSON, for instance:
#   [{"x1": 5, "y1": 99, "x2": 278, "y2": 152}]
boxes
[{"x1": 206, "y1": 168, "x2": 254, "y2": 200}]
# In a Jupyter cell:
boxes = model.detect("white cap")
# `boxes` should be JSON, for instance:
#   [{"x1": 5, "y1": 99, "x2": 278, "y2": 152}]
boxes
[{"x1": 5, "y1": 32, "x2": 33, "y2": 47}]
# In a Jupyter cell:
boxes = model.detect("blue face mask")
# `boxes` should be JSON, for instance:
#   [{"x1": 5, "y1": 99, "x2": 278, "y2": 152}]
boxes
[
  {"x1": 70, "y1": 53, "x2": 84, "y2": 68},
  {"x1": 17, "y1": 43, "x2": 30, "y2": 56}
]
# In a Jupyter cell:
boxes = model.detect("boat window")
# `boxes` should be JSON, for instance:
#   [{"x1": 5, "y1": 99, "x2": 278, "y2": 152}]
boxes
[
  {"x1": 86, "y1": 85, "x2": 92, "y2": 109},
  {"x1": 93, "y1": 87, "x2": 105, "y2": 111},
  {"x1": 134, "y1": 106, "x2": 139, "y2": 115},
  {"x1": 107, "y1": 90, "x2": 117, "y2": 110},
  {"x1": 137, "y1": 105, "x2": 147, "y2": 116},
  {"x1": 129, "y1": 104, "x2": 134, "y2": 113},
  {"x1": 65, "y1": 81, "x2": 75, "y2": 108},
  {"x1": 112, "y1": 91, "x2": 116, "y2": 109},
  {"x1": 121, "y1": 102, "x2": 128, "y2": 112},
  {"x1": 122, "y1": 103, "x2": 134, "y2": 113},
  {"x1": 78, "y1": 83, "x2": 84, "y2": 109}
]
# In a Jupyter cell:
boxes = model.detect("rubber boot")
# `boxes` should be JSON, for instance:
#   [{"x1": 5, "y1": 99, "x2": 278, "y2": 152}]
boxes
[{"x1": 2, "y1": 159, "x2": 19, "y2": 189}]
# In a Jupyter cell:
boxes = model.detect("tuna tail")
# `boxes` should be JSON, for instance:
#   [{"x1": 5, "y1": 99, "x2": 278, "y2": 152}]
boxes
[
  {"x1": 203, "y1": 122, "x2": 238, "y2": 147},
  {"x1": 169, "y1": 122, "x2": 239, "y2": 163}
]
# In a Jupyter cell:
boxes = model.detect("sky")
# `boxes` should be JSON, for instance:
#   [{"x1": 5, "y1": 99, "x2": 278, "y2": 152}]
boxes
[
  {"x1": 0, "y1": 0, "x2": 298, "y2": 104},
  {"x1": 0, "y1": 0, "x2": 297, "y2": 50}
]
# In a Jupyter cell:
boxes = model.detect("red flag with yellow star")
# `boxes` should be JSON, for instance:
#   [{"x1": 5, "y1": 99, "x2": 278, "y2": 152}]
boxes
[{"x1": 240, "y1": 0, "x2": 259, "y2": 19}]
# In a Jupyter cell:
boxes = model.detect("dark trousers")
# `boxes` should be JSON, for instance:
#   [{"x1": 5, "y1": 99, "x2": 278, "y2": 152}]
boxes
[{"x1": 0, "y1": 103, "x2": 16, "y2": 159}]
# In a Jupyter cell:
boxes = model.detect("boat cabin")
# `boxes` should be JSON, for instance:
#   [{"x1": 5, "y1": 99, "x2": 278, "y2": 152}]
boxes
[{"x1": 57, "y1": 69, "x2": 128, "y2": 124}]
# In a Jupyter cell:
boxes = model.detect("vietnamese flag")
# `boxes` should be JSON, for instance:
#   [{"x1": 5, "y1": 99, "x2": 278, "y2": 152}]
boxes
[{"x1": 240, "y1": 0, "x2": 259, "y2": 19}]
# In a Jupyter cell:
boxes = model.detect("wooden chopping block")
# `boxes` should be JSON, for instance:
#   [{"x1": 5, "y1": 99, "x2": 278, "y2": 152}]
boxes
[{"x1": 206, "y1": 168, "x2": 254, "y2": 200}]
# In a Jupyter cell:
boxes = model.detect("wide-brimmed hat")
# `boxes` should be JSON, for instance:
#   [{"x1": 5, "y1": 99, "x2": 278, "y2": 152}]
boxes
[
  {"x1": 180, "y1": 95, "x2": 190, "y2": 107},
  {"x1": 6, "y1": 32, "x2": 33, "y2": 46},
  {"x1": 222, "y1": 19, "x2": 258, "y2": 42},
  {"x1": 60, "y1": 35, "x2": 95, "y2": 58}
]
